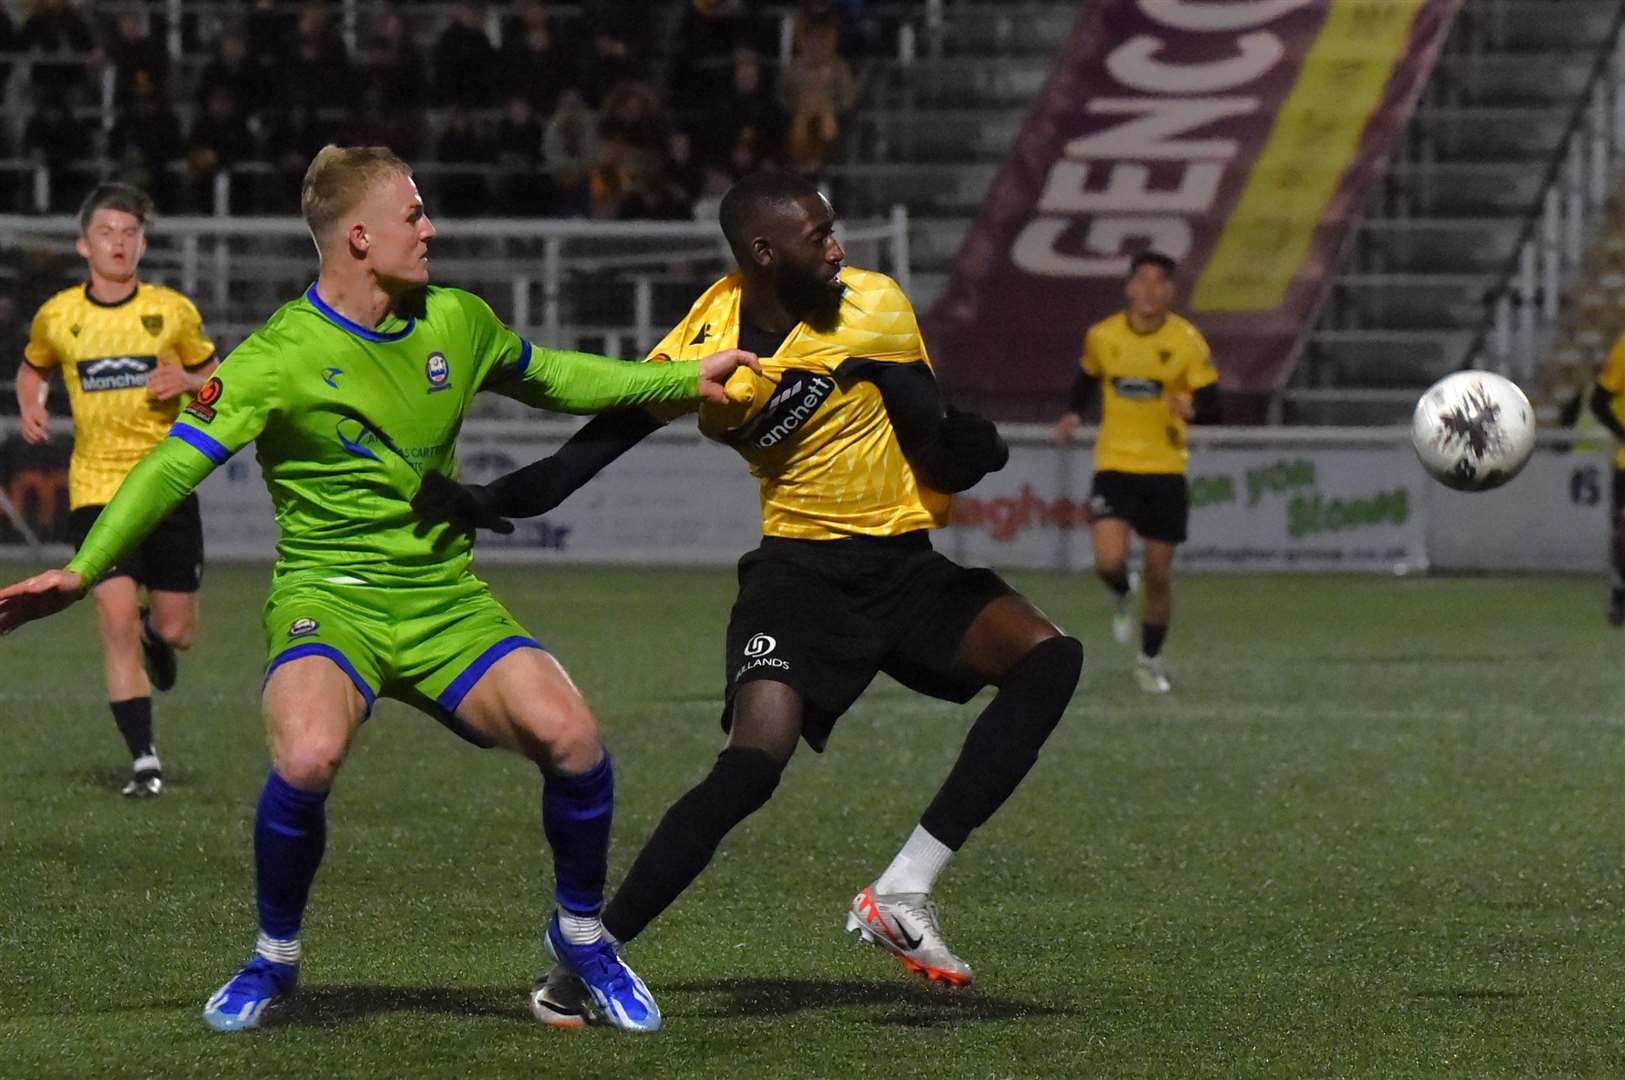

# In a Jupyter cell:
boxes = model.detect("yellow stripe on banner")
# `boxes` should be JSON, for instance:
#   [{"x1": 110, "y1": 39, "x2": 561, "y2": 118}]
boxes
[{"x1": 1192, "y1": 0, "x2": 1427, "y2": 312}]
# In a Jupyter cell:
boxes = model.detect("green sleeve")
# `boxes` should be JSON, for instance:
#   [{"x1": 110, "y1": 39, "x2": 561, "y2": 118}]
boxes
[
  {"x1": 494, "y1": 346, "x2": 702, "y2": 414},
  {"x1": 64, "y1": 437, "x2": 219, "y2": 585}
]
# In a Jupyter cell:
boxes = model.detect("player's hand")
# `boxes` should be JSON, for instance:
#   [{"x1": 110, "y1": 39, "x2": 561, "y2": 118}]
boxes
[
  {"x1": 941, "y1": 406, "x2": 1010, "y2": 473},
  {"x1": 145, "y1": 364, "x2": 195, "y2": 402},
  {"x1": 18, "y1": 404, "x2": 49, "y2": 443},
  {"x1": 411, "y1": 470, "x2": 515, "y2": 535},
  {"x1": 1053, "y1": 412, "x2": 1082, "y2": 444},
  {"x1": 696, "y1": 348, "x2": 761, "y2": 405},
  {"x1": 1167, "y1": 391, "x2": 1194, "y2": 420},
  {"x1": 0, "y1": 569, "x2": 86, "y2": 637}
]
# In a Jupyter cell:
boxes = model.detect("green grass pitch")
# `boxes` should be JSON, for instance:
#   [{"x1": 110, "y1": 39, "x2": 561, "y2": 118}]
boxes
[{"x1": 0, "y1": 560, "x2": 1621, "y2": 1078}]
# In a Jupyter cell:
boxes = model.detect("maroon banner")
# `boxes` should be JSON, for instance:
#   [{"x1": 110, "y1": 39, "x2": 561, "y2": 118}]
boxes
[{"x1": 925, "y1": 0, "x2": 1464, "y2": 420}]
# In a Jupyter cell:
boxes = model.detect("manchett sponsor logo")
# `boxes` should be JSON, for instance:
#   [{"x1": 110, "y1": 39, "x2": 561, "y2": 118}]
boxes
[{"x1": 78, "y1": 355, "x2": 156, "y2": 391}]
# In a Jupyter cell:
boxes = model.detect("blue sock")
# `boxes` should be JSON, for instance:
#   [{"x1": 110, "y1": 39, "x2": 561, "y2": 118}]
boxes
[
  {"x1": 541, "y1": 753, "x2": 613, "y2": 915},
  {"x1": 254, "y1": 769, "x2": 329, "y2": 943}
]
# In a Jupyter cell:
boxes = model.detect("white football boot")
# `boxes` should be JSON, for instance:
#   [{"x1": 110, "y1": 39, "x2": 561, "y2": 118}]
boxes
[
  {"x1": 845, "y1": 885, "x2": 972, "y2": 987},
  {"x1": 1111, "y1": 570, "x2": 1140, "y2": 644},
  {"x1": 1134, "y1": 653, "x2": 1171, "y2": 694},
  {"x1": 529, "y1": 964, "x2": 598, "y2": 1029}
]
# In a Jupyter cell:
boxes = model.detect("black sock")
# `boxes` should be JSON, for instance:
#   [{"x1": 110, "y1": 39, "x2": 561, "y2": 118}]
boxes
[
  {"x1": 602, "y1": 746, "x2": 781, "y2": 944},
  {"x1": 1142, "y1": 623, "x2": 1168, "y2": 658},
  {"x1": 919, "y1": 635, "x2": 1083, "y2": 851},
  {"x1": 110, "y1": 697, "x2": 154, "y2": 760},
  {"x1": 1098, "y1": 567, "x2": 1130, "y2": 599}
]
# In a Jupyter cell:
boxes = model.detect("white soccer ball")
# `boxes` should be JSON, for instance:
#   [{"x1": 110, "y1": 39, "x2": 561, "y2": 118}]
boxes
[{"x1": 1410, "y1": 371, "x2": 1535, "y2": 492}]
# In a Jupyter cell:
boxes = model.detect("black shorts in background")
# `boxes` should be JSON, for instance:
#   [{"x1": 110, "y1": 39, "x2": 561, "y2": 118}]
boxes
[
  {"x1": 67, "y1": 493, "x2": 204, "y2": 593},
  {"x1": 1089, "y1": 470, "x2": 1190, "y2": 544},
  {"x1": 722, "y1": 531, "x2": 1015, "y2": 752}
]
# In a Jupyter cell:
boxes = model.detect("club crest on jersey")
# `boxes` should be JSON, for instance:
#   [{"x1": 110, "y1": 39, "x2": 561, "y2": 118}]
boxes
[
  {"x1": 728, "y1": 369, "x2": 834, "y2": 452},
  {"x1": 287, "y1": 617, "x2": 320, "y2": 638},
  {"x1": 425, "y1": 352, "x2": 451, "y2": 392},
  {"x1": 142, "y1": 313, "x2": 163, "y2": 336},
  {"x1": 78, "y1": 354, "x2": 156, "y2": 392},
  {"x1": 185, "y1": 375, "x2": 224, "y2": 423}
]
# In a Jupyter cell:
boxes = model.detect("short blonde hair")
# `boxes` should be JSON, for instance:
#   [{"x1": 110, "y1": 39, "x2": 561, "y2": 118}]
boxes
[{"x1": 300, "y1": 144, "x2": 413, "y2": 255}]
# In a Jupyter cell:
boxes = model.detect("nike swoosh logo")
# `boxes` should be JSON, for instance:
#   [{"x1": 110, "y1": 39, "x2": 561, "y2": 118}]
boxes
[{"x1": 894, "y1": 920, "x2": 922, "y2": 950}]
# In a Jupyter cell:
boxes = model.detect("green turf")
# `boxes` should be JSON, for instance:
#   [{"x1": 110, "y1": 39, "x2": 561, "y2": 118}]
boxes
[{"x1": 0, "y1": 560, "x2": 1620, "y2": 1078}]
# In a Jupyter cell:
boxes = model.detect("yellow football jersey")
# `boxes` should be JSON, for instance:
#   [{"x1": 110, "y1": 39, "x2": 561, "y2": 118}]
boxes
[
  {"x1": 1595, "y1": 332, "x2": 1625, "y2": 469},
  {"x1": 645, "y1": 267, "x2": 949, "y2": 540},
  {"x1": 24, "y1": 282, "x2": 216, "y2": 508},
  {"x1": 1081, "y1": 311, "x2": 1216, "y2": 475}
]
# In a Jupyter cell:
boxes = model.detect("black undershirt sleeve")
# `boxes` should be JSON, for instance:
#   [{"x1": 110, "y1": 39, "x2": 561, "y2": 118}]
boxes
[
  {"x1": 486, "y1": 407, "x2": 664, "y2": 518},
  {"x1": 1591, "y1": 384, "x2": 1625, "y2": 441},
  {"x1": 836, "y1": 358, "x2": 1007, "y2": 493},
  {"x1": 1190, "y1": 383, "x2": 1222, "y2": 425},
  {"x1": 1068, "y1": 371, "x2": 1100, "y2": 418}
]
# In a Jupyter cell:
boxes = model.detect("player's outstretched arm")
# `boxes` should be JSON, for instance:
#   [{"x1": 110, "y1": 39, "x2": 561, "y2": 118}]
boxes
[
  {"x1": 496, "y1": 345, "x2": 759, "y2": 414},
  {"x1": 0, "y1": 569, "x2": 85, "y2": 636},
  {"x1": 841, "y1": 359, "x2": 1008, "y2": 493},
  {"x1": 414, "y1": 407, "x2": 665, "y2": 531},
  {"x1": 66, "y1": 435, "x2": 221, "y2": 588}
]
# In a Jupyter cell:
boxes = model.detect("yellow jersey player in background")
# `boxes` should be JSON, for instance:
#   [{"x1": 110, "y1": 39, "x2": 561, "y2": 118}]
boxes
[
  {"x1": 1053, "y1": 251, "x2": 1219, "y2": 694},
  {"x1": 414, "y1": 171, "x2": 1083, "y2": 1010},
  {"x1": 1589, "y1": 333, "x2": 1625, "y2": 624},
  {"x1": 16, "y1": 183, "x2": 217, "y2": 796}
]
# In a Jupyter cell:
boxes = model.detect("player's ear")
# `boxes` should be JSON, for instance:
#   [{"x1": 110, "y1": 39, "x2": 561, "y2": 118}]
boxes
[
  {"x1": 750, "y1": 236, "x2": 773, "y2": 270},
  {"x1": 74, "y1": 235, "x2": 90, "y2": 261},
  {"x1": 347, "y1": 221, "x2": 369, "y2": 256}
]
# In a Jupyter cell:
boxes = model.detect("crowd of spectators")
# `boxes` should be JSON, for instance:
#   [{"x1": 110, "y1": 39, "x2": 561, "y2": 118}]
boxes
[{"x1": 0, "y1": 0, "x2": 877, "y2": 217}]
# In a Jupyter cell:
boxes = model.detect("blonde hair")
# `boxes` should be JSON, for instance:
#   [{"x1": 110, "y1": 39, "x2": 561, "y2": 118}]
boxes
[{"x1": 300, "y1": 145, "x2": 413, "y2": 256}]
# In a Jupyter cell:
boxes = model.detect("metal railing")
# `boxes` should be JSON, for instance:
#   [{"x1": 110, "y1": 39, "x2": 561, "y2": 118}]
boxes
[{"x1": 1463, "y1": 2, "x2": 1625, "y2": 379}]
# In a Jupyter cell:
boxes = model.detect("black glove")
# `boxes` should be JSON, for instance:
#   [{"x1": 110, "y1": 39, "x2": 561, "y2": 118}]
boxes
[
  {"x1": 939, "y1": 406, "x2": 1009, "y2": 473},
  {"x1": 411, "y1": 470, "x2": 515, "y2": 535}
]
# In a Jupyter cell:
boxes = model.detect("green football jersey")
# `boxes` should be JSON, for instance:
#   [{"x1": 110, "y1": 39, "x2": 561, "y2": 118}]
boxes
[{"x1": 66, "y1": 283, "x2": 703, "y2": 587}]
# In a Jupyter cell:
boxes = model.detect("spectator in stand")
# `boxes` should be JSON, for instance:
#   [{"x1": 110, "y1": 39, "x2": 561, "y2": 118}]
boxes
[
  {"x1": 434, "y1": 1, "x2": 498, "y2": 109},
  {"x1": 20, "y1": 0, "x2": 100, "y2": 105},
  {"x1": 574, "y1": 2, "x2": 648, "y2": 108},
  {"x1": 108, "y1": 11, "x2": 169, "y2": 107},
  {"x1": 244, "y1": 0, "x2": 295, "y2": 93},
  {"x1": 500, "y1": 3, "x2": 575, "y2": 119},
  {"x1": 361, "y1": 9, "x2": 426, "y2": 112},
  {"x1": 337, "y1": 79, "x2": 424, "y2": 161},
  {"x1": 706, "y1": 47, "x2": 785, "y2": 168},
  {"x1": 282, "y1": 3, "x2": 354, "y2": 113},
  {"x1": 617, "y1": 151, "x2": 691, "y2": 222},
  {"x1": 598, "y1": 80, "x2": 667, "y2": 160},
  {"x1": 437, "y1": 105, "x2": 495, "y2": 217},
  {"x1": 544, "y1": 89, "x2": 598, "y2": 217},
  {"x1": 23, "y1": 93, "x2": 91, "y2": 212},
  {"x1": 587, "y1": 134, "x2": 634, "y2": 221},
  {"x1": 197, "y1": 29, "x2": 261, "y2": 123},
  {"x1": 779, "y1": 1, "x2": 857, "y2": 175},
  {"x1": 186, "y1": 84, "x2": 257, "y2": 213},
  {"x1": 262, "y1": 102, "x2": 327, "y2": 212},
  {"x1": 494, "y1": 94, "x2": 551, "y2": 216},
  {"x1": 108, "y1": 78, "x2": 185, "y2": 211},
  {"x1": 670, "y1": 0, "x2": 757, "y2": 112}
]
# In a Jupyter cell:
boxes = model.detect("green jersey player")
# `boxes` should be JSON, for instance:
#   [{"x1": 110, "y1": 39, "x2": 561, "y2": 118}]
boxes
[{"x1": 0, "y1": 145, "x2": 757, "y2": 1034}]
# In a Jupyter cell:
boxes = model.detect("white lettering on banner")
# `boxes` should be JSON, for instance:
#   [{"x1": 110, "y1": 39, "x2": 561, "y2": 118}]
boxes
[
  {"x1": 1107, "y1": 31, "x2": 1285, "y2": 94},
  {"x1": 1012, "y1": 216, "x2": 1192, "y2": 277},
  {"x1": 1064, "y1": 97, "x2": 1252, "y2": 160},
  {"x1": 1017, "y1": 0, "x2": 1312, "y2": 280},
  {"x1": 1141, "y1": 0, "x2": 1316, "y2": 33},
  {"x1": 1038, "y1": 161, "x2": 1224, "y2": 214}
]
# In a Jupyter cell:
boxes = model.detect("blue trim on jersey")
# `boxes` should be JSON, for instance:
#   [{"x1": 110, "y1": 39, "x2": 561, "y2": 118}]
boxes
[
  {"x1": 265, "y1": 643, "x2": 377, "y2": 710},
  {"x1": 169, "y1": 422, "x2": 232, "y2": 464},
  {"x1": 436, "y1": 635, "x2": 545, "y2": 713},
  {"x1": 305, "y1": 284, "x2": 416, "y2": 342},
  {"x1": 514, "y1": 338, "x2": 534, "y2": 377}
]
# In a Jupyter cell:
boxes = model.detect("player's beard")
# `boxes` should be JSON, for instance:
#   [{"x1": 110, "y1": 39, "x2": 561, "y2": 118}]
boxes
[{"x1": 779, "y1": 264, "x2": 844, "y2": 332}]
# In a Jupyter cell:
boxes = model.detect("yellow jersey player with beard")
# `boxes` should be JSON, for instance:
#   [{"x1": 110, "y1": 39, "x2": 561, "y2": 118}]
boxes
[{"x1": 414, "y1": 172, "x2": 1083, "y2": 1015}]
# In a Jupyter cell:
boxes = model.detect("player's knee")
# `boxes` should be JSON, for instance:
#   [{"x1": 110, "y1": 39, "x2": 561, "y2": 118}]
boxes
[
  {"x1": 275, "y1": 744, "x2": 346, "y2": 790},
  {"x1": 707, "y1": 746, "x2": 783, "y2": 818},
  {"x1": 523, "y1": 703, "x2": 602, "y2": 772},
  {"x1": 153, "y1": 614, "x2": 195, "y2": 650}
]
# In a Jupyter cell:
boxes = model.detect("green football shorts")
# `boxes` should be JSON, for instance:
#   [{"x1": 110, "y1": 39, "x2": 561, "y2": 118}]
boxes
[{"x1": 262, "y1": 573, "x2": 543, "y2": 744}]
